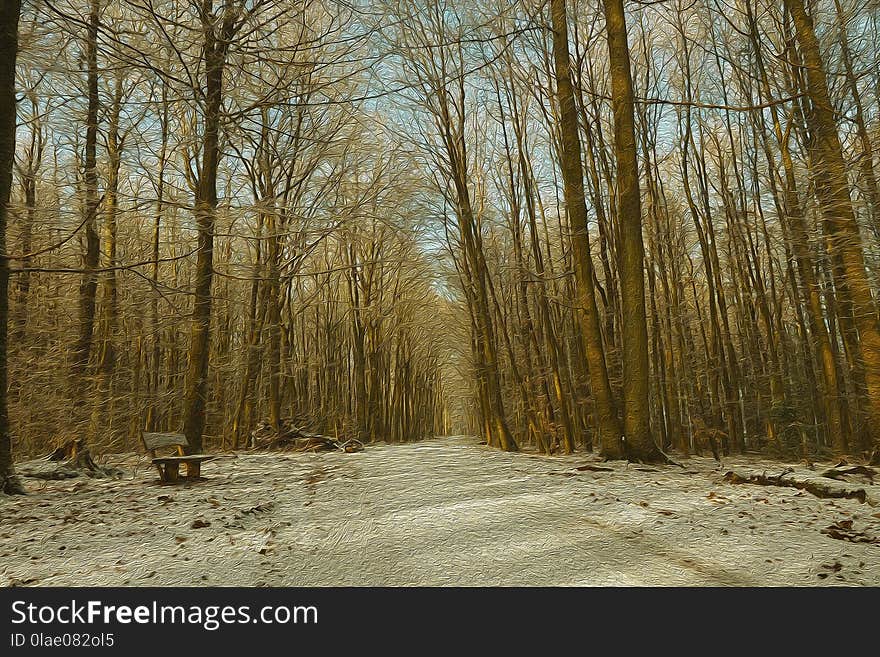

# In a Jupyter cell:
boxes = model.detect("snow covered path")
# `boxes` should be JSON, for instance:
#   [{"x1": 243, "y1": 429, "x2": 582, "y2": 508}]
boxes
[{"x1": 2, "y1": 436, "x2": 878, "y2": 586}]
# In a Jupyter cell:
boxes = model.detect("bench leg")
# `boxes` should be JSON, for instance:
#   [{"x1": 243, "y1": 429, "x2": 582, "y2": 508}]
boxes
[
  {"x1": 185, "y1": 461, "x2": 201, "y2": 479},
  {"x1": 164, "y1": 462, "x2": 180, "y2": 483}
]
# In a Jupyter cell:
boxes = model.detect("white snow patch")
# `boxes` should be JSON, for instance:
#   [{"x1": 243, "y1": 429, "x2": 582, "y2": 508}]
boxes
[{"x1": 1, "y1": 436, "x2": 878, "y2": 586}]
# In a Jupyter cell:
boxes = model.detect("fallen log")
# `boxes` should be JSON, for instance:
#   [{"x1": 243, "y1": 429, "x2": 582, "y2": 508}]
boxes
[
  {"x1": 723, "y1": 467, "x2": 878, "y2": 506},
  {"x1": 19, "y1": 439, "x2": 124, "y2": 480},
  {"x1": 574, "y1": 463, "x2": 614, "y2": 472},
  {"x1": 819, "y1": 464, "x2": 876, "y2": 483},
  {"x1": 292, "y1": 436, "x2": 339, "y2": 452}
]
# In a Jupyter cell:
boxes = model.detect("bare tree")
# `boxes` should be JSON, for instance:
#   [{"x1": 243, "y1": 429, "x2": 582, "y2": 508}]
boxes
[{"x1": 0, "y1": 0, "x2": 23, "y2": 494}]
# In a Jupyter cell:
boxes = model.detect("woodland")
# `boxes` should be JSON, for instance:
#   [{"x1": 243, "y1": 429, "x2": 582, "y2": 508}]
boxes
[{"x1": 0, "y1": 0, "x2": 879, "y2": 503}]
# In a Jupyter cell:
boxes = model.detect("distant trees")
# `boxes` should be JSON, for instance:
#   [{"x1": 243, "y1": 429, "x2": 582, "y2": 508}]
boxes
[
  {"x1": 2, "y1": 0, "x2": 880, "y2": 470},
  {"x1": 386, "y1": 0, "x2": 518, "y2": 451},
  {"x1": 5, "y1": 0, "x2": 455, "y2": 464}
]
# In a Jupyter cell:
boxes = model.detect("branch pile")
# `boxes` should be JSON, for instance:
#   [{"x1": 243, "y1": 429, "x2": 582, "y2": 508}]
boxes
[{"x1": 250, "y1": 419, "x2": 364, "y2": 453}]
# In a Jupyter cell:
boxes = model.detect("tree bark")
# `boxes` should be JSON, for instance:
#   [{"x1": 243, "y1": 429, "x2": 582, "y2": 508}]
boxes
[
  {"x1": 0, "y1": 0, "x2": 23, "y2": 494},
  {"x1": 603, "y1": 0, "x2": 662, "y2": 461},
  {"x1": 549, "y1": 0, "x2": 623, "y2": 457},
  {"x1": 71, "y1": 0, "x2": 101, "y2": 375},
  {"x1": 182, "y1": 1, "x2": 237, "y2": 453},
  {"x1": 786, "y1": 0, "x2": 880, "y2": 453}
]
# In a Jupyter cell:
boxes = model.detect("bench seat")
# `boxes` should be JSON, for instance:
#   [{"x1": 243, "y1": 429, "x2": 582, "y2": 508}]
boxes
[
  {"x1": 150, "y1": 455, "x2": 216, "y2": 464},
  {"x1": 142, "y1": 432, "x2": 215, "y2": 483}
]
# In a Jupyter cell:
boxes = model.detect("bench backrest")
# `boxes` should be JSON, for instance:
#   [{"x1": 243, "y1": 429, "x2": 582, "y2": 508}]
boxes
[{"x1": 142, "y1": 432, "x2": 188, "y2": 456}]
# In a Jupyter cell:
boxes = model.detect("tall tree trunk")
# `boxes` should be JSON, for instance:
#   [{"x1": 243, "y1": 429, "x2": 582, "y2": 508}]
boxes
[
  {"x1": 744, "y1": 0, "x2": 846, "y2": 453},
  {"x1": 265, "y1": 225, "x2": 282, "y2": 435},
  {"x1": 71, "y1": 0, "x2": 101, "y2": 374},
  {"x1": 603, "y1": 0, "x2": 664, "y2": 461},
  {"x1": 786, "y1": 0, "x2": 880, "y2": 454},
  {"x1": 97, "y1": 73, "x2": 123, "y2": 374},
  {"x1": 88, "y1": 72, "x2": 124, "y2": 447},
  {"x1": 14, "y1": 92, "x2": 40, "y2": 341},
  {"x1": 832, "y1": 0, "x2": 880, "y2": 231},
  {"x1": 15, "y1": 169, "x2": 33, "y2": 341},
  {"x1": 0, "y1": 0, "x2": 23, "y2": 494},
  {"x1": 146, "y1": 81, "x2": 168, "y2": 432},
  {"x1": 549, "y1": 0, "x2": 623, "y2": 457},
  {"x1": 182, "y1": 1, "x2": 236, "y2": 453},
  {"x1": 347, "y1": 241, "x2": 369, "y2": 443}
]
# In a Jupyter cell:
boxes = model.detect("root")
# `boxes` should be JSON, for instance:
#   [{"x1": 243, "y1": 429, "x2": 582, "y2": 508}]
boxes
[
  {"x1": 0, "y1": 471, "x2": 26, "y2": 495},
  {"x1": 657, "y1": 449, "x2": 686, "y2": 469},
  {"x1": 19, "y1": 440, "x2": 124, "y2": 480}
]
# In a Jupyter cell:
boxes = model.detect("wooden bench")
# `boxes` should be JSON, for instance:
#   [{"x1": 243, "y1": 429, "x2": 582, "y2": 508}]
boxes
[{"x1": 141, "y1": 432, "x2": 216, "y2": 483}]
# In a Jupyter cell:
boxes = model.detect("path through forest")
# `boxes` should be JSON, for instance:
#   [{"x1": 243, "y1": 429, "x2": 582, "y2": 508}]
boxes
[{"x1": 2, "y1": 437, "x2": 879, "y2": 586}]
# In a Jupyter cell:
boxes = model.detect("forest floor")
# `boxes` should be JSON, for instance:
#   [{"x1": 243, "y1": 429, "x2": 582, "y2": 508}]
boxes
[{"x1": 1, "y1": 435, "x2": 879, "y2": 586}]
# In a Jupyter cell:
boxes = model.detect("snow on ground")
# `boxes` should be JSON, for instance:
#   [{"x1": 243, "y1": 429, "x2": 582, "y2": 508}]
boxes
[{"x1": 1, "y1": 436, "x2": 878, "y2": 586}]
